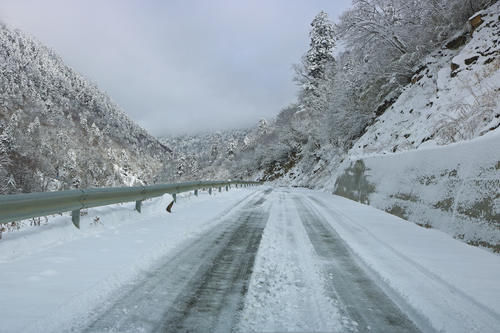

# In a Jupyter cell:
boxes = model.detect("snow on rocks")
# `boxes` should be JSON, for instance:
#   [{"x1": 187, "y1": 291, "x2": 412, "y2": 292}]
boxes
[
  {"x1": 330, "y1": 3, "x2": 500, "y2": 252},
  {"x1": 350, "y1": 2, "x2": 500, "y2": 157}
]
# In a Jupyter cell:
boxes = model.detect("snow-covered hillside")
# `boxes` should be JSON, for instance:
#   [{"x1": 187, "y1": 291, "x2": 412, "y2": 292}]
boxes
[
  {"x1": 163, "y1": 1, "x2": 499, "y2": 190},
  {"x1": 160, "y1": 128, "x2": 251, "y2": 181},
  {"x1": 322, "y1": 3, "x2": 500, "y2": 252},
  {"x1": 160, "y1": 119, "x2": 274, "y2": 182},
  {"x1": 0, "y1": 22, "x2": 171, "y2": 193},
  {"x1": 350, "y1": 4, "x2": 500, "y2": 156}
]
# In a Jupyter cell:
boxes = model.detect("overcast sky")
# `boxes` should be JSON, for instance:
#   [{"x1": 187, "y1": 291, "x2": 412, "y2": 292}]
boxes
[{"x1": 0, "y1": 0, "x2": 352, "y2": 136}]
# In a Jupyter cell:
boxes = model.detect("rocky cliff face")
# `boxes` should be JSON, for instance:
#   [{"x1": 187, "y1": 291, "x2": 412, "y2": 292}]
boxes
[{"x1": 348, "y1": 3, "x2": 500, "y2": 157}]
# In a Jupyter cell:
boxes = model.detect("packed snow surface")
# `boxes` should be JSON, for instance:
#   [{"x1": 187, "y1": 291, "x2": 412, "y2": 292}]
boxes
[{"x1": 1, "y1": 187, "x2": 499, "y2": 332}]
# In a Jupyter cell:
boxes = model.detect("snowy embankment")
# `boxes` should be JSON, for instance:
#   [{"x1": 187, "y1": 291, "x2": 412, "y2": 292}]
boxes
[
  {"x1": 0, "y1": 188, "x2": 258, "y2": 333},
  {"x1": 286, "y1": 3, "x2": 499, "y2": 193},
  {"x1": 334, "y1": 130, "x2": 499, "y2": 250}
]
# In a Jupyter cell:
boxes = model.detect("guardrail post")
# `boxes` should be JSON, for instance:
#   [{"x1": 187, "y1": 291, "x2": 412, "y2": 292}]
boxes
[
  {"x1": 173, "y1": 193, "x2": 177, "y2": 203},
  {"x1": 209, "y1": 188, "x2": 212, "y2": 195},
  {"x1": 135, "y1": 200, "x2": 142, "y2": 213},
  {"x1": 194, "y1": 189, "x2": 198, "y2": 196},
  {"x1": 72, "y1": 210, "x2": 80, "y2": 229}
]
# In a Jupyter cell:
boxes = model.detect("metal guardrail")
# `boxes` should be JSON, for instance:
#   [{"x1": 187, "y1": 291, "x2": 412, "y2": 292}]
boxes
[{"x1": 0, "y1": 180, "x2": 260, "y2": 229}]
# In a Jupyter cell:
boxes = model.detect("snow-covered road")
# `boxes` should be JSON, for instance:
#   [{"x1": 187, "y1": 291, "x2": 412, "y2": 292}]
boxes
[
  {"x1": 82, "y1": 189, "x2": 271, "y2": 332},
  {"x1": 1, "y1": 187, "x2": 499, "y2": 332}
]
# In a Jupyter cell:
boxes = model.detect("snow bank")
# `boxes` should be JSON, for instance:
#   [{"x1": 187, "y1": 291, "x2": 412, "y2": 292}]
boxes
[{"x1": 334, "y1": 130, "x2": 500, "y2": 250}]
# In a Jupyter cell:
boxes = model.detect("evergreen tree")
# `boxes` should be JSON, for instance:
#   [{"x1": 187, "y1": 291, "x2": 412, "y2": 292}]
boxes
[
  {"x1": 294, "y1": 11, "x2": 336, "y2": 148},
  {"x1": 306, "y1": 11, "x2": 335, "y2": 86}
]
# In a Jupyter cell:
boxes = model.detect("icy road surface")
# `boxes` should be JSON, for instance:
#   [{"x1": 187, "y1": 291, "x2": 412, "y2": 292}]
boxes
[{"x1": 1, "y1": 187, "x2": 500, "y2": 332}]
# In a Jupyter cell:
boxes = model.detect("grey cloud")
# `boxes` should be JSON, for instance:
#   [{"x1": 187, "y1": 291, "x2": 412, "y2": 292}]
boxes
[{"x1": 0, "y1": 0, "x2": 352, "y2": 136}]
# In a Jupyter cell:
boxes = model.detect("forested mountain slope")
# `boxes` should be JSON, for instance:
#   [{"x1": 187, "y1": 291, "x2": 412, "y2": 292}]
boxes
[
  {"x1": 160, "y1": 120, "x2": 271, "y2": 181},
  {"x1": 0, "y1": 23, "x2": 171, "y2": 193},
  {"x1": 160, "y1": 129, "x2": 249, "y2": 181},
  {"x1": 280, "y1": 0, "x2": 500, "y2": 187}
]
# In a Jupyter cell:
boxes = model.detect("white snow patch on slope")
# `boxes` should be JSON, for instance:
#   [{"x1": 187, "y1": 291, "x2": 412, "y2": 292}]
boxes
[{"x1": 350, "y1": 2, "x2": 500, "y2": 156}]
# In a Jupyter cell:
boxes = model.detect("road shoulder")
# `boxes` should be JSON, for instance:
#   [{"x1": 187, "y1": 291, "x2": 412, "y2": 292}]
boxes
[{"x1": 305, "y1": 189, "x2": 500, "y2": 333}]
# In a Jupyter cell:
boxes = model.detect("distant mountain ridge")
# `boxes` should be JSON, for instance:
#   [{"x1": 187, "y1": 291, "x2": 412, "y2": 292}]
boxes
[
  {"x1": 160, "y1": 126, "x2": 257, "y2": 181},
  {"x1": 0, "y1": 22, "x2": 171, "y2": 193}
]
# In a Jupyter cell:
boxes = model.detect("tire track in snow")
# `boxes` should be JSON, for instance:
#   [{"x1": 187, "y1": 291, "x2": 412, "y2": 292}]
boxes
[
  {"x1": 80, "y1": 190, "x2": 270, "y2": 333},
  {"x1": 307, "y1": 194, "x2": 500, "y2": 332},
  {"x1": 157, "y1": 206, "x2": 268, "y2": 332},
  {"x1": 236, "y1": 191, "x2": 346, "y2": 332},
  {"x1": 294, "y1": 196, "x2": 422, "y2": 333}
]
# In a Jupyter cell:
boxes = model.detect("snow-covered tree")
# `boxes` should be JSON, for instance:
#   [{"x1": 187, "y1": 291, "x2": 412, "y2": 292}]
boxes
[
  {"x1": 291, "y1": 11, "x2": 337, "y2": 152},
  {"x1": 257, "y1": 119, "x2": 270, "y2": 136},
  {"x1": 306, "y1": 11, "x2": 335, "y2": 84},
  {"x1": 0, "y1": 152, "x2": 11, "y2": 194}
]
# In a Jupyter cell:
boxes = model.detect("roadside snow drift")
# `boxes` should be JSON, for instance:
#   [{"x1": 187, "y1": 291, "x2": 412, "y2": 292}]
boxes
[{"x1": 335, "y1": 130, "x2": 500, "y2": 250}]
